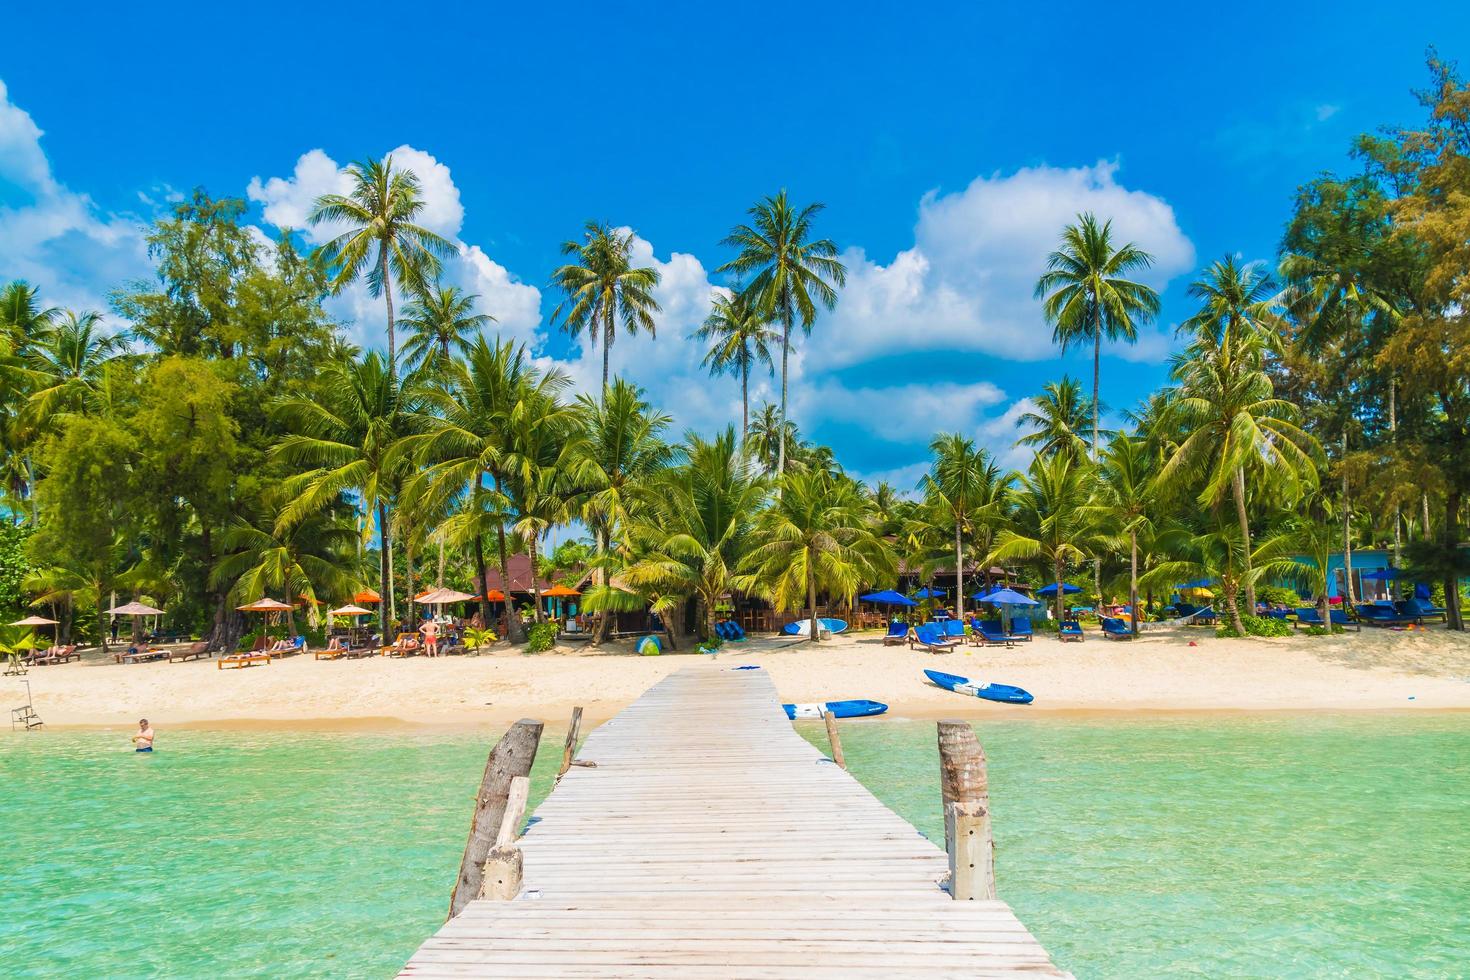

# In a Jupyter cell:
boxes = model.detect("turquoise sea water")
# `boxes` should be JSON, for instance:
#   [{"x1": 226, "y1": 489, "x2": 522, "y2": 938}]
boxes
[{"x1": 3, "y1": 716, "x2": 1467, "y2": 978}]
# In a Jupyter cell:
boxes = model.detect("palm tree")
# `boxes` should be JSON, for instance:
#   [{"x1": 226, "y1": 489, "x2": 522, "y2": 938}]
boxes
[
  {"x1": 1, "y1": 280, "x2": 58, "y2": 353},
  {"x1": 550, "y1": 222, "x2": 661, "y2": 397},
  {"x1": 399, "y1": 284, "x2": 492, "y2": 378},
  {"x1": 24, "y1": 310, "x2": 128, "y2": 423},
  {"x1": 271, "y1": 352, "x2": 417, "y2": 635},
  {"x1": 1015, "y1": 376, "x2": 1097, "y2": 462},
  {"x1": 1099, "y1": 434, "x2": 1157, "y2": 633},
  {"x1": 404, "y1": 337, "x2": 568, "y2": 644},
  {"x1": 1034, "y1": 213, "x2": 1161, "y2": 459},
  {"x1": 572, "y1": 380, "x2": 673, "y2": 642},
  {"x1": 918, "y1": 434, "x2": 1003, "y2": 620},
  {"x1": 747, "y1": 402, "x2": 798, "y2": 474},
  {"x1": 622, "y1": 428, "x2": 768, "y2": 641},
  {"x1": 502, "y1": 385, "x2": 585, "y2": 624},
  {"x1": 988, "y1": 453, "x2": 1109, "y2": 624},
  {"x1": 719, "y1": 191, "x2": 847, "y2": 477},
  {"x1": 694, "y1": 289, "x2": 777, "y2": 439},
  {"x1": 309, "y1": 155, "x2": 453, "y2": 374},
  {"x1": 743, "y1": 470, "x2": 892, "y2": 643},
  {"x1": 1162, "y1": 261, "x2": 1322, "y2": 615}
]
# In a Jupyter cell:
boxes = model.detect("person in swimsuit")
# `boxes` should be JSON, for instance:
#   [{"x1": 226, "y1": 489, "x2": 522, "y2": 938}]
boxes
[
  {"x1": 419, "y1": 618, "x2": 440, "y2": 657},
  {"x1": 132, "y1": 719, "x2": 155, "y2": 752}
]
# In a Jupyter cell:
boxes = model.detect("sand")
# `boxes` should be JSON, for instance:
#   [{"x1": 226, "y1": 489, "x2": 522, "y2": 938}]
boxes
[{"x1": 8, "y1": 624, "x2": 1470, "y2": 732}]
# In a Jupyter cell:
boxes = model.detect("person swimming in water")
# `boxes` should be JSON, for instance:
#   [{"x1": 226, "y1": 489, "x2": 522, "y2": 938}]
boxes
[{"x1": 131, "y1": 719, "x2": 155, "y2": 752}]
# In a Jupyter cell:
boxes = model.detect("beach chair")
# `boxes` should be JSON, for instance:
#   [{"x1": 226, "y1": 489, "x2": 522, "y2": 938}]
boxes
[
  {"x1": 1356, "y1": 604, "x2": 1413, "y2": 627},
  {"x1": 1099, "y1": 617, "x2": 1134, "y2": 640},
  {"x1": 218, "y1": 651, "x2": 271, "y2": 669},
  {"x1": 383, "y1": 632, "x2": 421, "y2": 657},
  {"x1": 908, "y1": 623, "x2": 960, "y2": 654},
  {"x1": 315, "y1": 637, "x2": 348, "y2": 660},
  {"x1": 1009, "y1": 616, "x2": 1034, "y2": 642},
  {"x1": 881, "y1": 621, "x2": 910, "y2": 646},
  {"x1": 943, "y1": 620, "x2": 967, "y2": 644},
  {"x1": 169, "y1": 641, "x2": 212, "y2": 662},
  {"x1": 969, "y1": 618, "x2": 1013, "y2": 648},
  {"x1": 1058, "y1": 620, "x2": 1084, "y2": 642},
  {"x1": 120, "y1": 647, "x2": 168, "y2": 664},
  {"x1": 1329, "y1": 610, "x2": 1360, "y2": 632},
  {"x1": 1294, "y1": 607, "x2": 1326, "y2": 628},
  {"x1": 1397, "y1": 598, "x2": 1445, "y2": 623}
]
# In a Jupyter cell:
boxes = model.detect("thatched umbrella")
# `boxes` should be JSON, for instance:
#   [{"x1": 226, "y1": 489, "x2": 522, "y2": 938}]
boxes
[
  {"x1": 108, "y1": 600, "x2": 166, "y2": 645},
  {"x1": 8, "y1": 615, "x2": 58, "y2": 660}
]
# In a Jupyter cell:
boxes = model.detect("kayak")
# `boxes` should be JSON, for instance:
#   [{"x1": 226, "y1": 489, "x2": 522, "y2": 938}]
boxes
[
  {"x1": 781, "y1": 618, "x2": 849, "y2": 637},
  {"x1": 783, "y1": 699, "x2": 888, "y2": 720},
  {"x1": 923, "y1": 669, "x2": 1033, "y2": 705}
]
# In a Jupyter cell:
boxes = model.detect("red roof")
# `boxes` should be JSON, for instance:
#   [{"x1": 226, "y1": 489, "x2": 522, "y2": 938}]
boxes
[{"x1": 477, "y1": 554, "x2": 553, "y2": 594}]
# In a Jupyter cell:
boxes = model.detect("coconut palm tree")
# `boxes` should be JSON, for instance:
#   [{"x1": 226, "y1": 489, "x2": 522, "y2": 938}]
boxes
[
  {"x1": 572, "y1": 380, "x2": 673, "y2": 642},
  {"x1": 918, "y1": 434, "x2": 1004, "y2": 620},
  {"x1": 1162, "y1": 264, "x2": 1322, "y2": 614},
  {"x1": 742, "y1": 470, "x2": 892, "y2": 643},
  {"x1": 270, "y1": 352, "x2": 418, "y2": 635},
  {"x1": 622, "y1": 428, "x2": 768, "y2": 641},
  {"x1": 695, "y1": 290, "x2": 777, "y2": 439},
  {"x1": 988, "y1": 453, "x2": 1109, "y2": 624},
  {"x1": 1034, "y1": 213, "x2": 1160, "y2": 459},
  {"x1": 1099, "y1": 434, "x2": 1158, "y2": 633},
  {"x1": 747, "y1": 401, "x2": 798, "y2": 474},
  {"x1": 309, "y1": 156, "x2": 453, "y2": 374},
  {"x1": 550, "y1": 222, "x2": 661, "y2": 397},
  {"x1": 399, "y1": 284, "x2": 493, "y2": 378},
  {"x1": 23, "y1": 310, "x2": 128, "y2": 423},
  {"x1": 1, "y1": 280, "x2": 58, "y2": 353},
  {"x1": 1015, "y1": 376, "x2": 1097, "y2": 462},
  {"x1": 719, "y1": 191, "x2": 847, "y2": 477}
]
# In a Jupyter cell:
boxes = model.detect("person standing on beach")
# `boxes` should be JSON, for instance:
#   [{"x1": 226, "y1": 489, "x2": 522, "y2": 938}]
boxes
[
  {"x1": 419, "y1": 618, "x2": 439, "y2": 657},
  {"x1": 131, "y1": 719, "x2": 155, "y2": 752}
]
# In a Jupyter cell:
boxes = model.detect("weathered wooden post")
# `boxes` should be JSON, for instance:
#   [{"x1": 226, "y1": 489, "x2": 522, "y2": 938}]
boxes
[
  {"x1": 937, "y1": 719, "x2": 996, "y2": 901},
  {"x1": 559, "y1": 705, "x2": 584, "y2": 777},
  {"x1": 482, "y1": 774, "x2": 531, "y2": 900},
  {"x1": 822, "y1": 710, "x2": 846, "y2": 770},
  {"x1": 449, "y1": 719, "x2": 543, "y2": 919}
]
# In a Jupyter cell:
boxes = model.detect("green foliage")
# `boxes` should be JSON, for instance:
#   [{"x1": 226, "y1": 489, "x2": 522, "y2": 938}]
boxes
[
  {"x1": 524, "y1": 622, "x2": 557, "y2": 653},
  {"x1": 1216, "y1": 615, "x2": 1293, "y2": 638},
  {"x1": 0, "y1": 523, "x2": 32, "y2": 621},
  {"x1": 1257, "y1": 584, "x2": 1302, "y2": 606},
  {"x1": 463, "y1": 626, "x2": 498, "y2": 652}
]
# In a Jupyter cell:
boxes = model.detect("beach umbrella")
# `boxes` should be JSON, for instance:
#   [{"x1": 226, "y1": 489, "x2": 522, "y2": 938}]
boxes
[
  {"x1": 484, "y1": 589, "x2": 507, "y2": 603},
  {"x1": 911, "y1": 587, "x2": 948, "y2": 600},
  {"x1": 417, "y1": 587, "x2": 477, "y2": 623},
  {"x1": 860, "y1": 590, "x2": 916, "y2": 606},
  {"x1": 975, "y1": 587, "x2": 1038, "y2": 633},
  {"x1": 352, "y1": 589, "x2": 381, "y2": 605},
  {"x1": 543, "y1": 585, "x2": 580, "y2": 598},
  {"x1": 328, "y1": 604, "x2": 374, "y2": 617},
  {"x1": 10, "y1": 615, "x2": 60, "y2": 626},
  {"x1": 1035, "y1": 582, "x2": 1081, "y2": 596},
  {"x1": 108, "y1": 601, "x2": 166, "y2": 643},
  {"x1": 237, "y1": 597, "x2": 294, "y2": 638},
  {"x1": 1362, "y1": 568, "x2": 1405, "y2": 581}
]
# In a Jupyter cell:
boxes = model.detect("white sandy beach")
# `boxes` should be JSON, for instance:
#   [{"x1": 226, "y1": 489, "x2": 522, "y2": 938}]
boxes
[{"x1": 9, "y1": 625, "x2": 1470, "y2": 731}]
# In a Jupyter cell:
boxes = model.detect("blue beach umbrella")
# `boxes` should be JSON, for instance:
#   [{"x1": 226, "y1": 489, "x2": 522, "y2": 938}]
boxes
[
  {"x1": 860, "y1": 590, "x2": 917, "y2": 607},
  {"x1": 1035, "y1": 582, "x2": 1082, "y2": 596},
  {"x1": 1362, "y1": 567, "x2": 1406, "y2": 581},
  {"x1": 974, "y1": 588, "x2": 1039, "y2": 606},
  {"x1": 911, "y1": 587, "x2": 948, "y2": 599}
]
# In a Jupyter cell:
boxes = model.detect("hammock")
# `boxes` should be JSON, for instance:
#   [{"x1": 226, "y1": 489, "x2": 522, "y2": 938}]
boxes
[{"x1": 1139, "y1": 605, "x2": 1217, "y2": 630}]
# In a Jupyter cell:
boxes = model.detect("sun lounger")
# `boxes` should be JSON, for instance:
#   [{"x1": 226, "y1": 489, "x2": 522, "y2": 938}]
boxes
[
  {"x1": 316, "y1": 637, "x2": 348, "y2": 660},
  {"x1": 35, "y1": 644, "x2": 80, "y2": 665},
  {"x1": 943, "y1": 620, "x2": 968, "y2": 643},
  {"x1": 909, "y1": 623, "x2": 960, "y2": 654},
  {"x1": 383, "y1": 632, "x2": 421, "y2": 657},
  {"x1": 219, "y1": 651, "x2": 271, "y2": 669},
  {"x1": 1397, "y1": 598, "x2": 1445, "y2": 623},
  {"x1": 120, "y1": 648, "x2": 168, "y2": 664},
  {"x1": 1058, "y1": 620, "x2": 1084, "y2": 642},
  {"x1": 970, "y1": 618, "x2": 1014, "y2": 648},
  {"x1": 1100, "y1": 616, "x2": 1134, "y2": 640},
  {"x1": 1009, "y1": 616, "x2": 1034, "y2": 642},
  {"x1": 881, "y1": 621, "x2": 910, "y2": 646},
  {"x1": 169, "y1": 642, "x2": 212, "y2": 662},
  {"x1": 1356, "y1": 604, "x2": 1415, "y2": 627},
  {"x1": 1329, "y1": 610, "x2": 1360, "y2": 631},
  {"x1": 1294, "y1": 607, "x2": 1326, "y2": 628}
]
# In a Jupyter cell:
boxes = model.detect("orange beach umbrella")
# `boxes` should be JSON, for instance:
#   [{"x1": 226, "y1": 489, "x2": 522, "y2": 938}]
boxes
[
  {"x1": 543, "y1": 585, "x2": 580, "y2": 598},
  {"x1": 352, "y1": 589, "x2": 381, "y2": 605}
]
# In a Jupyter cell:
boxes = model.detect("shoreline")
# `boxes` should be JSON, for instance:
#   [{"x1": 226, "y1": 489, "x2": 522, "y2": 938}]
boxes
[{"x1": 7, "y1": 626, "x2": 1469, "y2": 734}]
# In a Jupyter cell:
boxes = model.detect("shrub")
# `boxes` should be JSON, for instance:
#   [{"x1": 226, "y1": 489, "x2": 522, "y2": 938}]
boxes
[
  {"x1": 1216, "y1": 614, "x2": 1293, "y2": 639},
  {"x1": 524, "y1": 622, "x2": 557, "y2": 653},
  {"x1": 1257, "y1": 584, "x2": 1302, "y2": 607}
]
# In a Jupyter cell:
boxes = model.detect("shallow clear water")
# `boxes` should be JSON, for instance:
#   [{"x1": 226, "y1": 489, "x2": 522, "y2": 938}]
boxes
[{"x1": 3, "y1": 716, "x2": 1467, "y2": 978}]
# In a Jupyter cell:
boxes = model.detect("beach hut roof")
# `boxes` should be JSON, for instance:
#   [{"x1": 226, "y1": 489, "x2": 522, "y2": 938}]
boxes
[
  {"x1": 478, "y1": 554, "x2": 552, "y2": 594},
  {"x1": 108, "y1": 601, "x2": 165, "y2": 616}
]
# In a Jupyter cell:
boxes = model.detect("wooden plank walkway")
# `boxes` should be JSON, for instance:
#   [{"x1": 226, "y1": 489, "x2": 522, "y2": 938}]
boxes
[{"x1": 402, "y1": 663, "x2": 1071, "y2": 978}]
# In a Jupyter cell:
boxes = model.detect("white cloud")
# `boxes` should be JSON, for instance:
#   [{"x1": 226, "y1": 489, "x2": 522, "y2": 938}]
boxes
[
  {"x1": 250, "y1": 147, "x2": 536, "y2": 351},
  {"x1": 799, "y1": 379, "x2": 1007, "y2": 441},
  {"x1": 1315, "y1": 103, "x2": 1341, "y2": 122},
  {"x1": 976, "y1": 398, "x2": 1040, "y2": 471},
  {"x1": 819, "y1": 160, "x2": 1194, "y2": 368},
  {"x1": 0, "y1": 79, "x2": 150, "y2": 316}
]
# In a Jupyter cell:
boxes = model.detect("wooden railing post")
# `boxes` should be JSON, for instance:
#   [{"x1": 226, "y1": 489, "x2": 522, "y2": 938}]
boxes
[
  {"x1": 449, "y1": 719, "x2": 543, "y2": 919},
  {"x1": 822, "y1": 710, "x2": 846, "y2": 770},
  {"x1": 482, "y1": 774, "x2": 531, "y2": 901},
  {"x1": 937, "y1": 719, "x2": 996, "y2": 900},
  {"x1": 559, "y1": 706, "x2": 584, "y2": 777}
]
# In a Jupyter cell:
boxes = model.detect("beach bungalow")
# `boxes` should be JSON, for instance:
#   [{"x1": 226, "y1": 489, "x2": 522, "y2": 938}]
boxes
[{"x1": 1291, "y1": 549, "x2": 1465, "y2": 603}]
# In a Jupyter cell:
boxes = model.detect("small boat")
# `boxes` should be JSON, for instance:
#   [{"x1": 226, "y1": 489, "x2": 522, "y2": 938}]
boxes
[
  {"x1": 781, "y1": 618, "x2": 849, "y2": 637},
  {"x1": 924, "y1": 669, "x2": 1033, "y2": 705},
  {"x1": 782, "y1": 699, "x2": 888, "y2": 720}
]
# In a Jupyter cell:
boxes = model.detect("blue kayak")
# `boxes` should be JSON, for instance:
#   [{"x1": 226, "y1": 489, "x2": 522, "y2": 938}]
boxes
[
  {"x1": 924, "y1": 669, "x2": 1033, "y2": 705},
  {"x1": 783, "y1": 698, "x2": 888, "y2": 720},
  {"x1": 781, "y1": 618, "x2": 849, "y2": 637}
]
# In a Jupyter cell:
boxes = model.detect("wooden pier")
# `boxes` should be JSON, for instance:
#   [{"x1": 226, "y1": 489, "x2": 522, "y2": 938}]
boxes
[{"x1": 402, "y1": 664, "x2": 1070, "y2": 978}]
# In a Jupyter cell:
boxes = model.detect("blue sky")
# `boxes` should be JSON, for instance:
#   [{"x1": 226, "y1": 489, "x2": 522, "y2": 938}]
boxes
[{"x1": 3, "y1": 2, "x2": 1467, "y2": 489}]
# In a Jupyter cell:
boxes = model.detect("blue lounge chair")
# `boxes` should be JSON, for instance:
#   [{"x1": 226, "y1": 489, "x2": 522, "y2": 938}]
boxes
[
  {"x1": 909, "y1": 622, "x2": 961, "y2": 654},
  {"x1": 1058, "y1": 620, "x2": 1084, "y2": 642},
  {"x1": 1356, "y1": 604, "x2": 1414, "y2": 627},
  {"x1": 1100, "y1": 617, "x2": 1133, "y2": 640},
  {"x1": 1294, "y1": 607, "x2": 1325, "y2": 628},
  {"x1": 1397, "y1": 598, "x2": 1445, "y2": 623},
  {"x1": 1329, "y1": 610, "x2": 1360, "y2": 632},
  {"x1": 1008, "y1": 616, "x2": 1034, "y2": 642},
  {"x1": 943, "y1": 619, "x2": 967, "y2": 642},
  {"x1": 882, "y1": 621, "x2": 910, "y2": 646},
  {"x1": 970, "y1": 618, "x2": 1014, "y2": 647}
]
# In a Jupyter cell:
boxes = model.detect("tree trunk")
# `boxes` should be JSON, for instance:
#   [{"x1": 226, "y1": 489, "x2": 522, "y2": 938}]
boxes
[
  {"x1": 776, "y1": 306, "x2": 790, "y2": 479},
  {"x1": 1224, "y1": 578, "x2": 1246, "y2": 635},
  {"x1": 527, "y1": 535, "x2": 545, "y2": 625},
  {"x1": 954, "y1": 522, "x2": 964, "y2": 621},
  {"x1": 1129, "y1": 528, "x2": 1139, "y2": 634},
  {"x1": 1342, "y1": 454, "x2": 1357, "y2": 604},
  {"x1": 1446, "y1": 489, "x2": 1464, "y2": 632},
  {"x1": 406, "y1": 538, "x2": 417, "y2": 632},
  {"x1": 1390, "y1": 379, "x2": 1401, "y2": 568},
  {"x1": 1232, "y1": 467, "x2": 1256, "y2": 614},
  {"x1": 387, "y1": 523, "x2": 397, "y2": 624},
  {"x1": 1091, "y1": 320, "x2": 1101, "y2": 461},
  {"x1": 473, "y1": 527, "x2": 491, "y2": 628},
  {"x1": 377, "y1": 502, "x2": 391, "y2": 638},
  {"x1": 437, "y1": 536, "x2": 446, "y2": 588},
  {"x1": 97, "y1": 578, "x2": 109, "y2": 654},
  {"x1": 381, "y1": 246, "x2": 397, "y2": 376},
  {"x1": 807, "y1": 557, "x2": 819, "y2": 644},
  {"x1": 593, "y1": 525, "x2": 611, "y2": 646},
  {"x1": 492, "y1": 476, "x2": 527, "y2": 644},
  {"x1": 741, "y1": 363, "x2": 749, "y2": 443},
  {"x1": 1054, "y1": 559, "x2": 1065, "y2": 624}
]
